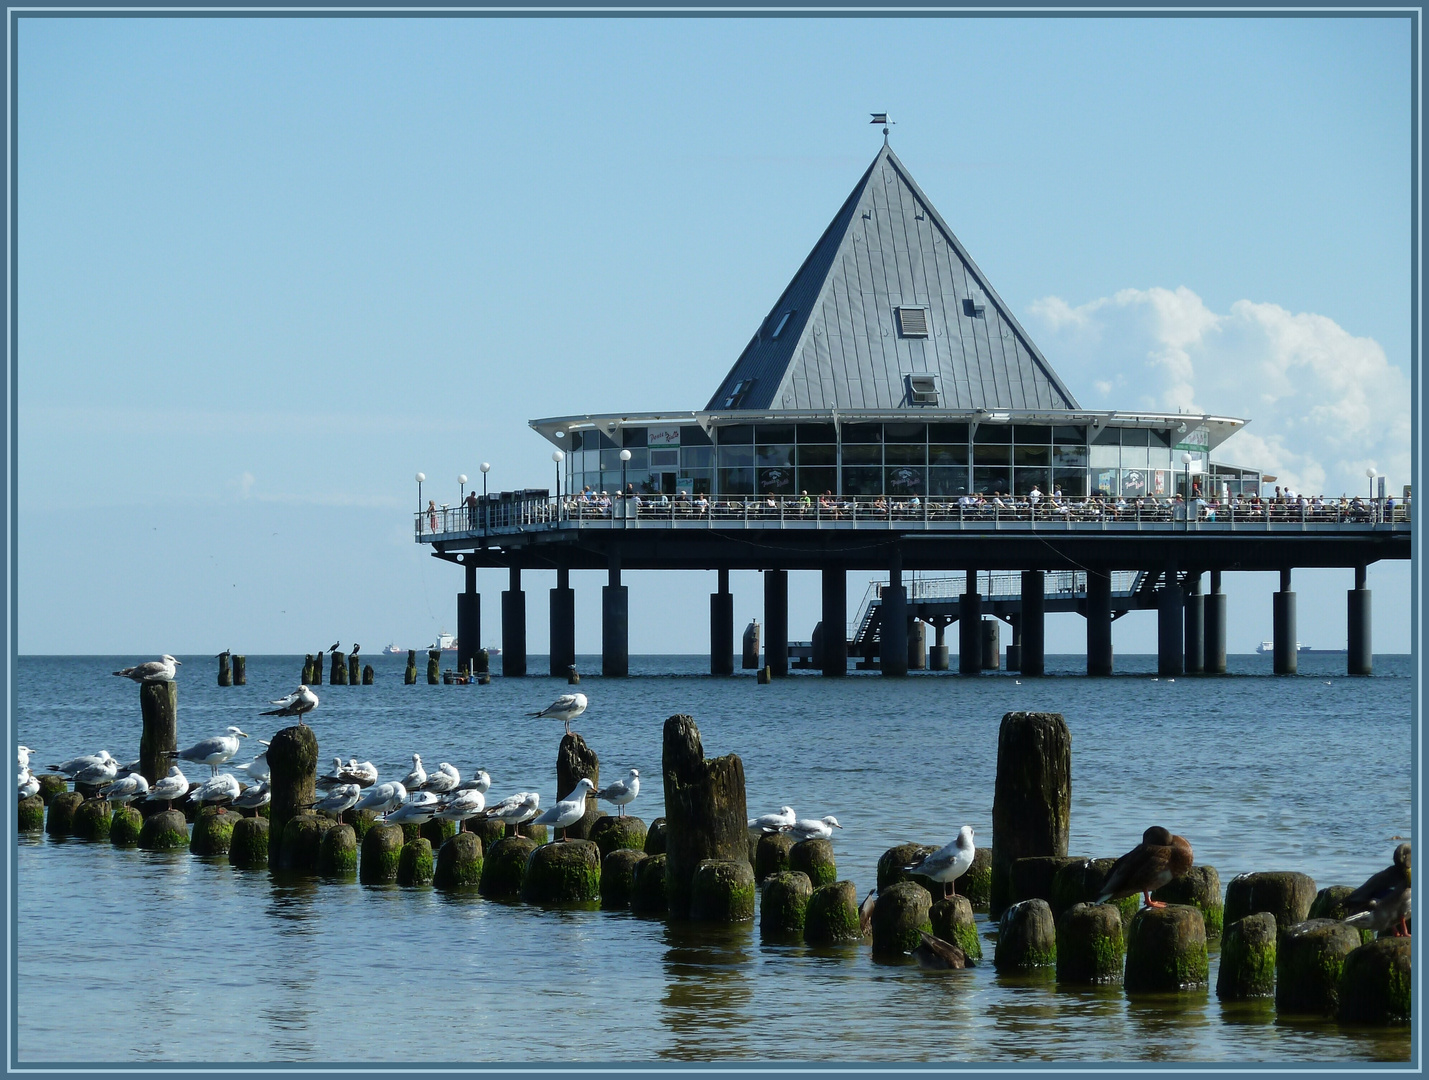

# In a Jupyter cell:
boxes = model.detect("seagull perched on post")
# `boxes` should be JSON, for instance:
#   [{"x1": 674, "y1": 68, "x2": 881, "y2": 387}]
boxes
[
  {"x1": 400, "y1": 754, "x2": 427, "y2": 791},
  {"x1": 147, "y1": 765, "x2": 190, "y2": 810},
  {"x1": 47, "y1": 750, "x2": 116, "y2": 778},
  {"x1": 906, "y1": 826, "x2": 977, "y2": 900},
  {"x1": 73, "y1": 756, "x2": 119, "y2": 787},
  {"x1": 418, "y1": 762, "x2": 460, "y2": 794},
  {"x1": 186, "y1": 773, "x2": 241, "y2": 809},
  {"x1": 748, "y1": 806, "x2": 796, "y2": 833},
  {"x1": 99, "y1": 773, "x2": 150, "y2": 807},
  {"x1": 435, "y1": 788, "x2": 487, "y2": 831},
  {"x1": 169, "y1": 727, "x2": 249, "y2": 777},
  {"x1": 531, "y1": 778, "x2": 595, "y2": 841},
  {"x1": 596, "y1": 769, "x2": 640, "y2": 817},
  {"x1": 354, "y1": 781, "x2": 408, "y2": 820},
  {"x1": 17, "y1": 745, "x2": 34, "y2": 771},
  {"x1": 482, "y1": 791, "x2": 541, "y2": 836},
  {"x1": 232, "y1": 780, "x2": 271, "y2": 815},
  {"x1": 112, "y1": 655, "x2": 181, "y2": 683},
  {"x1": 454, "y1": 769, "x2": 491, "y2": 795},
  {"x1": 783, "y1": 816, "x2": 842, "y2": 842},
  {"x1": 531, "y1": 693, "x2": 587, "y2": 734},
  {"x1": 261, "y1": 685, "x2": 319, "y2": 725},
  {"x1": 307, "y1": 783, "x2": 361, "y2": 819}
]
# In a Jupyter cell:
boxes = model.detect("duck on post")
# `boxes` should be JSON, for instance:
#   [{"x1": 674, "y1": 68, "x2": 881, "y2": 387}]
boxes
[
  {"x1": 1096, "y1": 826, "x2": 1194, "y2": 909},
  {"x1": 1342, "y1": 842, "x2": 1411, "y2": 937}
]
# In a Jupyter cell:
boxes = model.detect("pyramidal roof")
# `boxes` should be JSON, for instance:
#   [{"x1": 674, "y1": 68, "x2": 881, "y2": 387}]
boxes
[{"x1": 706, "y1": 144, "x2": 1080, "y2": 413}]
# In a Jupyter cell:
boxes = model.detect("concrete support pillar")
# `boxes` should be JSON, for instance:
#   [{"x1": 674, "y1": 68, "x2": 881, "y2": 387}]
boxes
[
  {"x1": 980, "y1": 619, "x2": 1001, "y2": 670},
  {"x1": 930, "y1": 621, "x2": 950, "y2": 671},
  {"x1": 959, "y1": 571, "x2": 982, "y2": 674},
  {"x1": 764, "y1": 570, "x2": 789, "y2": 677},
  {"x1": 1348, "y1": 565, "x2": 1372, "y2": 676},
  {"x1": 1021, "y1": 570, "x2": 1045, "y2": 676},
  {"x1": 457, "y1": 560, "x2": 480, "y2": 676},
  {"x1": 1273, "y1": 568, "x2": 1297, "y2": 675},
  {"x1": 549, "y1": 566, "x2": 575, "y2": 677},
  {"x1": 1203, "y1": 570, "x2": 1227, "y2": 674},
  {"x1": 710, "y1": 568, "x2": 734, "y2": 676},
  {"x1": 1158, "y1": 571, "x2": 1184, "y2": 677},
  {"x1": 1183, "y1": 573, "x2": 1204, "y2": 674},
  {"x1": 1005, "y1": 613, "x2": 1022, "y2": 671},
  {"x1": 820, "y1": 567, "x2": 847, "y2": 676},
  {"x1": 501, "y1": 567, "x2": 526, "y2": 677},
  {"x1": 908, "y1": 619, "x2": 926, "y2": 670},
  {"x1": 1086, "y1": 570, "x2": 1113, "y2": 676},
  {"x1": 603, "y1": 560, "x2": 629, "y2": 677},
  {"x1": 881, "y1": 558, "x2": 908, "y2": 677}
]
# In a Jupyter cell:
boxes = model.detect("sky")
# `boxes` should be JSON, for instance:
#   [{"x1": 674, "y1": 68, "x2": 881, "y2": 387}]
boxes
[{"x1": 15, "y1": 15, "x2": 1415, "y2": 656}]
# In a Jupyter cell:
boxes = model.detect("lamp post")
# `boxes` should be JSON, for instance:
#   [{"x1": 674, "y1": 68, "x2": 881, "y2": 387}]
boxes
[
  {"x1": 479, "y1": 462, "x2": 491, "y2": 532},
  {"x1": 1367, "y1": 467, "x2": 1378, "y2": 521},
  {"x1": 459, "y1": 474, "x2": 468, "y2": 501},
  {"x1": 552, "y1": 450, "x2": 564, "y2": 520},
  {"x1": 619, "y1": 449, "x2": 632, "y2": 522},
  {"x1": 1180, "y1": 453, "x2": 1192, "y2": 526},
  {"x1": 416, "y1": 472, "x2": 427, "y2": 535}
]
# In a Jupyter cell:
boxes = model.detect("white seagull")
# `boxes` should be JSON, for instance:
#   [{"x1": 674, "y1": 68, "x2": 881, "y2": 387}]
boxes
[
  {"x1": 418, "y1": 762, "x2": 460, "y2": 794},
  {"x1": 47, "y1": 750, "x2": 116, "y2": 778},
  {"x1": 748, "y1": 806, "x2": 796, "y2": 833},
  {"x1": 310, "y1": 783, "x2": 362, "y2": 818},
  {"x1": 73, "y1": 757, "x2": 119, "y2": 787},
  {"x1": 435, "y1": 788, "x2": 487, "y2": 830},
  {"x1": 18, "y1": 772, "x2": 39, "y2": 801},
  {"x1": 386, "y1": 790, "x2": 442, "y2": 825},
  {"x1": 596, "y1": 769, "x2": 640, "y2": 817},
  {"x1": 112, "y1": 655, "x2": 181, "y2": 683},
  {"x1": 17, "y1": 745, "x2": 33, "y2": 770},
  {"x1": 483, "y1": 791, "x2": 541, "y2": 836},
  {"x1": 147, "y1": 765, "x2": 190, "y2": 810},
  {"x1": 232, "y1": 780, "x2": 271, "y2": 814},
  {"x1": 341, "y1": 759, "x2": 379, "y2": 787},
  {"x1": 354, "y1": 781, "x2": 408, "y2": 819},
  {"x1": 97, "y1": 773, "x2": 149, "y2": 807},
  {"x1": 400, "y1": 754, "x2": 427, "y2": 791},
  {"x1": 454, "y1": 769, "x2": 491, "y2": 794},
  {"x1": 905, "y1": 826, "x2": 977, "y2": 899},
  {"x1": 234, "y1": 748, "x2": 270, "y2": 783},
  {"x1": 784, "y1": 815, "x2": 843, "y2": 842},
  {"x1": 172, "y1": 727, "x2": 249, "y2": 777},
  {"x1": 531, "y1": 692, "x2": 587, "y2": 734},
  {"x1": 531, "y1": 778, "x2": 595, "y2": 840},
  {"x1": 261, "y1": 685, "x2": 319, "y2": 725},
  {"x1": 186, "y1": 772, "x2": 241, "y2": 808}
]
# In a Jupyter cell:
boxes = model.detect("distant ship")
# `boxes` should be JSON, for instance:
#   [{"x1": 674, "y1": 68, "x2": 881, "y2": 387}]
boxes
[
  {"x1": 383, "y1": 643, "x2": 405, "y2": 655},
  {"x1": 428, "y1": 630, "x2": 458, "y2": 652},
  {"x1": 1256, "y1": 641, "x2": 1348, "y2": 655}
]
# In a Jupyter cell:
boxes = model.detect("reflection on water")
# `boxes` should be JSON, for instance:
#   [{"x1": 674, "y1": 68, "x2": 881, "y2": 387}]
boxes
[{"x1": 660, "y1": 921, "x2": 755, "y2": 1058}]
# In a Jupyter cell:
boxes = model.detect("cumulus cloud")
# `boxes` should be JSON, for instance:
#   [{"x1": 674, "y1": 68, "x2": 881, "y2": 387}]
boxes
[{"x1": 1026, "y1": 287, "x2": 1411, "y2": 497}]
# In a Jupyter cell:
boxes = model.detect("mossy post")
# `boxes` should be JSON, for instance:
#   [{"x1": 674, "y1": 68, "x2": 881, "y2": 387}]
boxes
[
  {"x1": 190, "y1": 807, "x2": 234, "y2": 855},
  {"x1": 1337, "y1": 937, "x2": 1412, "y2": 1024},
  {"x1": 46, "y1": 791, "x2": 82, "y2": 837},
  {"x1": 360, "y1": 823, "x2": 405, "y2": 884},
  {"x1": 521, "y1": 839, "x2": 601, "y2": 903},
  {"x1": 348, "y1": 654, "x2": 360, "y2": 685},
  {"x1": 1275, "y1": 919, "x2": 1362, "y2": 1014},
  {"x1": 931, "y1": 896, "x2": 982, "y2": 961},
  {"x1": 279, "y1": 814, "x2": 335, "y2": 872},
  {"x1": 689, "y1": 858, "x2": 755, "y2": 922},
  {"x1": 872, "y1": 881, "x2": 934, "y2": 958},
  {"x1": 468, "y1": 817, "x2": 505, "y2": 851},
  {"x1": 476, "y1": 649, "x2": 490, "y2": 675},
  {"x1": 790, "y1": 838, "x2": 837, "y2": 889},
  {"x1": 232, "y1": 655, "x2": 246, "y2": 685},
  {"x1": 328, "y1": 650, "x2": 346, "y2": 686},
  {"x1": 36, "y1": 775, "x2": 68, "y2": 805},
  {"x1": 479, "y1": 835, "x2": 537, "y2": 898},
  {"x1": 217, "y1": 651, "x2": 232, "y2": 687},
  {"x1": 645, "y1": 818, "x2": 667, "y2": 856},
  {"x1": 434, "y1": 832, "x2": 484, "y2": 888},
  {"x1": 397, "y1": 838, "x2": 435, "y2": 886},
  {"x1": 556, "y1": 733, "x2": 601, "y2": 839},
  {"x1": 421, "y1": 819, "x2": 458, "y2": 848},
  {"x1": 312, "y1": 652, "x2": 323, "y2": 685},
  {"x1": 1216, "y1": 912, "x2": 1276, "y2": 1000},
  {"x1": 72, "y1": 798, "x2": 112, "y2": 841},
  {"x1": 589, "y1": 815, "x2": 646, "y2": 858},
  {"x1": 990, "y1": 711, "x2": 1071, "y2": 918},
  {"x1": 995, "y1": 899, "x2": 1058, "y2": 972},
  {"x1": 1056, "y1": 902, "x2": 1124, "y2": 984},
  {"x1": 362, "y1": 664, "x2": 374, "y2": 685},
  {"x1": 266, "y1": 724, "x2": 318, "y2": 870},
  {"x1": 1124, "y1": 905, "x2": 1209, "y2": 993},
  {"x1": 404, "y1": 650, "x2": 417, "y2": 685},
  {"x1": 301, "y1": 654, "x2": 314, "y2": 683},
  {"x1": 805, "y1": 880, "x2": 862, "y2": 945},
  {"x1": 760, "y1": 871, "x2": 813, "y2": 939},
  {"x1": 1223, "y1": 872, "x2": 1316, "y2": 942},
  {"x1": 1011, "y1": 855, "x2": 1081, "y2": 907},
  {"x1": 17, "y1": 794, "x2": 44, "y2": 832},
  {"x1": 962, "y1": 848, "x2": 993, "y2": 910},
  {"x1": 110, "y1": 805, "x2": 143, "y2": 846},
  {"x1": 138, "y1": 679, "x2": 179, "y2": 786},
  {"x1": 138, "y1": 808, "x2": 188, "y2": 850},
  {"x1": 1050, "y1": 858, "x2": 1138, "y2": 928},
  {"x1": 229, "y1": 816, "x2": 270, "y2": 867},
  {"x1": 600, "y1": 849, "x2": 647, "y2": 908},
  {"x1": 1151, "y1": 865, "x2": 1223, "y2": 938},
  {"x1": 630, "y1": 852, "x2": 669, "y2": 915},
  {"x1": 877, "y1": 843, "x2": 937, "y2": 894},
  {"x1": 755, "y1": 833, "x2": 796, "y2": 882},
  {"x1": 661, "y1": 714, "x2": 749, "y2": 919},
  {"x1": 427, "y1": 650, "x2": 440, "y2": 684},
  {"x1": 318, "y1": 824, "x2": 358, "y2": 875}
]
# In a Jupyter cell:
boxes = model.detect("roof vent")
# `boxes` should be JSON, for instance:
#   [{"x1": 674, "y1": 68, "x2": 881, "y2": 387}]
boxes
[
  {"x1": 963, "y1": 296, "x2": 986, "y2": 318},
  {"x1": 722, "y1": 378, "x2": 756, "y2": 409},
  {"x1": 896, "y1": 307, "x2": 929, "y2": 337},
  {"x1": 906, "y1": 374, "x2": 939, "y2": 406}
]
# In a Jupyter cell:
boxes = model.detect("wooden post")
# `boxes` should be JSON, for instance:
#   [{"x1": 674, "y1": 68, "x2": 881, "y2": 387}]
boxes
[
  {"x1": 217, "y1": 651, "x2": 232, "y2": 687},
  {"x1": 312, "y1": 652, "x2": 324, "y2": 685},
  {"x1": 405, "y1": 649, "x2": 417, "y2": 685},
  {"x1": 362, "y1": 664, "x2": 374, "y2": 685},
  {"x1": 233, "y1": 655, "x2": 246, "y2": 685},
  {"x1": 427, "y1": 650, "x2": 440, "y2": 685},
  {"x1": 138, "y1": 680, "x2": 178, "y2": 786},
  {"x1": 302, "y1": 654, "x2": 315, "y2": 683},
  {"x1": 348, "y1": 653, "x2": 360, "y2": 685},
  {"x1": 330, "y1": 650, "x2": 348, "y2": 685},
  {"x1": 661, "y1": 714, "x2": 749, "y2": 918},
  {"x1": 990, "y1": 711, "x2": 1071, "y2": 918},
  {"x1": 556, "y1": 733, "x2": 600, "y2": 839},
  {"x1": 266, "y1": 725, "x2": 318, "y2": 869}
]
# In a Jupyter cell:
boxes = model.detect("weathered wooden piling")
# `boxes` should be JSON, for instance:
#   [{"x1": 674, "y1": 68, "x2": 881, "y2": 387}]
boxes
[
  {"x1": 466, "y1": 817, "x2": 505, "y2": 851},
  {"x1": 46, "y1": 791, "x2": 83, "y2": 837},
  {"x1": 1151, "y1": 865, "x2": 1223, "y2": 938},
  {"x1": 434, "y1": 832, "x2": 484, "y2": 888},
  {"x1": 588, "y1": 815, "x2": 646, "y2": 858},
  {"x1": 362, "y1": 664, "x2": 374, "y2": 685},
  {"x1": 760, "y1": 870, "x2": 813, "y2": 938},
  {"x1": 1308, "y1": 885, "x2": 1375, "y2": 945},
  {"x1": 522, "y1": 839, "x2": 601, "y2": 903},
  {"x1": 233, "y1": 655, "x2": 246, "y2": 685},
  {"x1": 630, "y1": 852, "x2": 669, "y2": 914},
  {"x1": 138, "y1": 809, "x2": 189, "y2": 850},
  {"x1": 1223, "y1": 871, "x2": 1316, "y2": 940},
  {"x1": 17, "y1": 794, "x2": 44, "y2": 832},
  {"x1": 360, "y1": 823, "x2": 405, "y2": 884},
  {"x1": 72, "y1": 798, "x2": 112, "y2": 841},
  {"x1": 1337, "y1": 937, "x2": 1412, "y2": 1024},
  {"x1": 36, "y1": 774, "x2": 68, "y2": 804},
  {"x1": 756, "y1": 666, "x2": 771, "y2": 684},
  {"x1": 995, "y1": 899, "x2": 1057, "y2": 972},
  {"x1": 689, "y1": 858, "x2": 755, "y2": 921},
  {"x1": 990, "y1": 711, "x2": 1071, "y2": 917},
  {"x1": 479, "y1": 835, "x2": 537, "y2": 898},
  {"x1": 962, "y1": 847, "x2": 992, "y2": 910},
  {"x1": 279, "y1": 814, "x2": 335, "y2": 872},
  {"x1": 872, "y1": 881, "x2": 934, "y2": 958},
  {"x1": 328, "y1": 650, "x2": 347, "y2": 685},
  {"x1": 931, "y1": 896, "x2": 982, "y2": 961},
  {"x1": 343, "y1": 808, "x2": 377, "y2": 842},
  {"x1": 1276, "y1": 919, "x2": 1362, "y2": 1014},
  {"x1": 266, "y1": 724, "x2": 317, "y2": 869},
  {"x1": 556, "y1": 733, "x2": 601, "y2": 839},
  {"x1": 790, "y1": 838, "x2": 837, "y2": 889},
  {"x1": 302, "y1": 654, "x2": 314, "y2": 683},
  {"x1": 1011, "y1": 855, "x2": 1081, "y2": 909},
  {"x1": 877, "y1": 843, "x2": 938, "y2": 894},
  {"x1": 421, "y1": 819, "x2": 458, "y2": 848},
  {"x1": 1216, "y1": 912, "x2": 1277, "y2": 999},
  {"x1": 1055, "y1": 902, "x2": 1123, "y2": 984},
  {"x1": 348, "y1": 654, "x2": 360, "y2": 685},
  {"x1": 313, "y1": 652, "x2": 324, "y2": 685},
  {"x1": 427, "y1": 650, "x2": 440, "y2": 684},
  {"x1": 189, "y1": 807, "x2": 234, "y2": 855},
  {"x1": 404, "y1": 650, "x2": 417, "y2": 685},
  {"x1": 229, "y1": 816, "x2": 269, "y2": 867},
  {"x1": 600, "y1": 848, "x2": 647, "y2": 908},
  {"x1": 138, "y1": 679, "x2": 179, "y2": 785},
  {"x1": 644, "y1": 818, "x2": 667, "y2": 856},
  {"x1": 1050, "y1": 858, "x2": 1138, "y2": 927},
  {"x1": 804, "y1": 880, "x2": 862, "y2": 944},
  {"x1": 110, "y1": 806, "x2": 143, "y2": 846},
  {"x1": 397, "y1": 838, "x2": 435, "y2": 885},
  {"x1": 661, "y1": 714, "x2": 749, "y2": 919},
  {"x1": 1124, "y1": 905, "x2": 1208, "y2": 993},
  {"x1": 318, "y1": 824, "x2": 358, "y2": 875},
  {"x1": 476, "y1": 672, "x2": 491, "y2": 685},
  {"x1": 217, "y1": 651, "x2": 232, "y2": 687},
  {"x1": 755, "y1": 833, "x2": 796, "y2": 882},
  {"x1": 476, "y1": 648, "x2": 490, "y2": 674}
]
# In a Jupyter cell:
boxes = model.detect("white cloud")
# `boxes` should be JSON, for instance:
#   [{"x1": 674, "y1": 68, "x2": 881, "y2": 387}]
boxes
[{"x1": 1026, "y1": 287, "x2": 1411, "y2": 497}]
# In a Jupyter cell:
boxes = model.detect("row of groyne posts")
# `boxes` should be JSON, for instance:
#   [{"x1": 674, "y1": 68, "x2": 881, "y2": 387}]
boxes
[
  {"x1": 18, "y1": 685, "x2": 1408, "y2": 1025},
  {"x1": 452, "y1": 563, "x2": 1377, "y2": 679}
]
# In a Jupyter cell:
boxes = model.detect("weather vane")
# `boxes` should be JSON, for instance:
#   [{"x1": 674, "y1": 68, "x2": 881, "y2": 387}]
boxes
[{"x1": 870, "y1": 113, "x2": 894, "y2": 143}]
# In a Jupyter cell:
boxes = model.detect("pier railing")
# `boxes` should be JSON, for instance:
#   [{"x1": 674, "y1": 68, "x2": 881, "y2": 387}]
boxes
[{"x1": 416, "y1": 492, "x2": 1411, "y2": 541}]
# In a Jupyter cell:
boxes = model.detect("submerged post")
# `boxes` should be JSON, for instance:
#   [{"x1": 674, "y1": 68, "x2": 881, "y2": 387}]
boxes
[
  {"x1": 1348, "y1": 565, "x2": 1372, "y2": 676},
  {"x1": 1203, "y1": 570, "x2": 1227, "y2": 674},
  {"x1": 603, "y1": 557, "x2": 629, "y2": 677},
  {"x1": 763, "y1": 569, "x2": 788, "y2": 677},
  {"x1": 662, "y1": 714, "x2": 749, "y2": 919},
  {"x1": 502, "y1": 566, "x2": 527, "y2": 677},
  {"x1": 550, "y1": 565, "x2": 575, "y2": 677},
  {"x1": 267, "y1": 725, "x2": 317, "y2": 869},
  {"x1": 138, "y1": 680, "x2": 178, "y2": 786},
  {"x1": 990, "y1": 711, "x2": 1071, "y2": 918},
  {"x1": 330, "y1": 650, "x2": 348, "y2": 686},
  {"x1": 1273, "y1": 568, "x2": 1297, "y2": 675},
  {"x1": 217, "y1": 651, "x2": 232, "y2": 687},
  {"x1": 232, "y1": 655, "x2": 246, "y2": 685}
]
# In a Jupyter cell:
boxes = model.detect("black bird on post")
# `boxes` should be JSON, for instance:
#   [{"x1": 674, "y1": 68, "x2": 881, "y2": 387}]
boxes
[
  {"x1": 328, "y1": 641, "x2": 340, "y2": 653},
  {"x1": 351, "y1": 643, "x2": 360, "y2": 656}
]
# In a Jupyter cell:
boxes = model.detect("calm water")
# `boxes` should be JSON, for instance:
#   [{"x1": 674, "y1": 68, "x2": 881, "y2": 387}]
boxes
[{"x1": 13, "y1": 653, "x2": 1414, "y2": 1064}]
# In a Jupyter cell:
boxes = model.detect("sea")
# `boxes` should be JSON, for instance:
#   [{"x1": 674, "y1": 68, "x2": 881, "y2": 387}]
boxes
[{"x1": 12, "y1": 652, "x2": 1415, "y2": 1065}]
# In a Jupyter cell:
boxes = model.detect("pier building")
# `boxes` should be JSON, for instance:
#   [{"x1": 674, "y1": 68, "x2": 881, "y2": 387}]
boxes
[{"x1": 416, "y1": 144, "x2": 1409, "y2": 678}]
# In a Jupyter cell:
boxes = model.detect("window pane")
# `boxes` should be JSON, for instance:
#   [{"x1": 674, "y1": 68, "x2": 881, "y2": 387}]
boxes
[
  {"x1": 842, "y1": 444, "x2": 882, "y2": 465},
  {"x1": 717, "y1": 445, "x2": 755, "y2": 468},
  {"x1": 621, "y1": 428, "x2": 648, "y2": 448},
  {"x1": 717, "y1": 425, "x2": 754, "y2": 444},
  {"x1": 649, "y1": 448, "x2": 679, "y2": 469},
  {"x1": 1013, "y1": 425, "x2": 1052, "y2": 444},
  {"x1": 1013, "y1": 445, "x2": 1051, "y2": 467},
  {"x1": 1052, "y1": 426, "x2": 1085, "y2": 443},
  {"x1": 928, "y1": 422, "x2": 969, "y2": 442},
  {"x1": 884, "y1": 443, "x2": 927, "y2": 466},
  {"x1": 756, "y1": 465, "x2": 796, "y2": 494},
  {"x1": 974, "y1": 423, "x2": 1012, "y2": 443},
  {"x1": 798, "y1": 444, "x2": 836, "y2": 466},
  {"x1": 930, "y1": 443, "x2": 968, "y2": 466},
  {"x1": 842, "y1": 423, "x2": 882, "y2": 443},
  {"x1": 621, "y1": 448, "x2": 648, "y2": 471},
  {"x1": 884, "y1": 423, "x2": 927, "y2": 443},
  {"x1": 755, "y1": 425, "x2": 796, "y2": 443},
  {"x1": 1121, "y1": 446, "x2": 1149, "y2": 469},
  {"x1": 600, "y1": 449, "x2": 624, "y2": 472},
  {"x1": 928, "y1": 467, "x2": 969, "y2": 496},
  {"x1": 1120, "y1": 469, "x2": 1148, "y2": 497},
  {"x1": 717, "y1": 467, "x2": 754, "y2": 495},
  {"x1": 796, "y1": 423, "x2": 837, "y2": 443},
  {"x1": 886, "y1": 466, "x2": 926, "y2": 494},
  {"x1": 842, "y1": 466, "x2": 883, "y2": 495},
  {"x1": 681, "y1": 445, "x2": 713, "y2": 470},
  {"x1": 756, "y1": 444, "x2": 795, "y2": 468},
  {"x1": 1149, "y1": 429, "x2": 1172, "y2": 447},
  {"x1": 1053, "y1": 444, "x2": 1088, "y2": 468},
  {"x1": 974, "y1": 444, "x2": 1011, "y2": 465},
  {"x1": 1089, "y1": 445, "x2": 1120, "y2": 469},
  {"x1": 1092, "y1": 469, "x2": 1118, "y2": 496},
  {"x1": 972, "y1": 466, "x2": 1011, "y2": 494},
  {"x1": 634, "y1": 471, "x2": 661, "y2": 494},
  {"x1": 1121, "y1": 427, "x2": 1150, "y2": 446},
  {"x1": 680, "y1": 425, "x2": 712, "y2": 446},
  {"x1": 1091, "y1": 425, "x2": 1119, "y2": 445},
  {"x1": 1014, "y1": 469, "x2": 1050, "y2": 495},
  {"x1": 1053, "y1": 468, "x2": 1087, "y2": 497},
  {"x1": 797, "y1": 466, "x2": 836, "y2": 496}
]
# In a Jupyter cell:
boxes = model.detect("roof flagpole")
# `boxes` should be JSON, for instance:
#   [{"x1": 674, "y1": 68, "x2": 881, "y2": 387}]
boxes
[{"x1": 870, "y1": 112, "x2": 894, "y2": 145}]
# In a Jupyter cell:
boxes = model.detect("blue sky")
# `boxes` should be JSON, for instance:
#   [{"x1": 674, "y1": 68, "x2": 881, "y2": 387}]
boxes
[{"x1": 16, "y1": 15, "x2": 1413, "y2": 655}]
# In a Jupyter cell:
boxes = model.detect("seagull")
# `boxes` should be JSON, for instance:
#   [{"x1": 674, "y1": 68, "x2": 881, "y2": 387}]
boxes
[
  {"x1": 309, "y1": 783, "x2": 362, "y2": 818},
  {"x1": 234, "y1": 748, "x2": 270, "y2": 783},
  {"x1": 859, "y1": 889, "x2": 877, "y2": 937},
  {"x1": 73, "y1": 757, "x2": 119, "y2": 787},
  {"x1": 435, "y1": 788, "x2": 487, "y2": 831},
  {"x1": 18, "y1": 772, "x2": 39, "y2": 801},
  {"x1": 354, "y1": 781, "x2": 408, "y2": 819},
  {"x1": 1343, "y1": 842, "x2": 1412, "y2": 938},
  {"x1": 97, "y1": 773, "x2": 149, "y2": 807},
  {"x1": 595, "y1": 769, "x2": 640, "y2": 817},
  {"x1": 531, "y1": 692, "x2": 587, "y2": 734},
  {"x1": 316, "y1": 756, "x2": 347, "y2": 790},
  {"x1": 906, "y1": 826, "x2": 977, "y2": 899},
  {"x1": 400, "y1": 754, "x2": 427, "y2": 791},
  {"x1": 171, "y1": 727, "x2": 249, "y2": 777},
  {"x1": 454, "y1": 769, "x2": 491, "y2": 795},
  {"x1": 112, "y1": 655, "x2": 181, "y2": 683},
  {"x1": 17, "y1": 745, "x2": 33, "y2": 770},
  {"x1": 261, "y1": 685, "x2": 319, "y2": 725},
  {"x1": 47, "y1": 750, "x2": 116, "y2": 778},
  {"x1": 531, "y1": 778, "x2": 595, "y2": 840},
  {"x1": 1096, "y1": 826, "x2": 1195, "y2": 910},
  {"x1": 748, "y1": 806, "x2": 796, "y2": 833},
  {"x1": 341, "y1": 760, "x2": 379, "y2": 787},
  {"x1": 418, "y1": 762, "x2": 460, "y2": 794},
  {"x1": 783, "y1": 816, "x2": 842, "y2": 842},
  {"x1": 147, "y1": 765, "x2": 190, "y2": 810},
  {"x1": 482, "y1": 791, "x2": 541, "y2": 836},
  {"x1": 386, "y1": 790, "x2": 441, "y2": 825},
  {"x1": 232, "y1": 780, "x2": 271, "y2": 814},
  {"x1": 913, "y1": 930, "x2": 967, "y2": 970},
  {"x1": 186, "y1": 772, "x2": 241, "y2": 809}
]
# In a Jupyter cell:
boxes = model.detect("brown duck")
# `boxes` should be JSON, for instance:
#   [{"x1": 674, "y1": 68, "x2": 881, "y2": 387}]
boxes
[
  {"x1": 912, "y1": 931, "x2": 967, "y2": 970},
  {"x1": 1096, "y1": 826, "x2": 1194, "y2": 909},
  {"x1": 1343, "y1": 842, "x2": 1411, "y2": 938}
]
